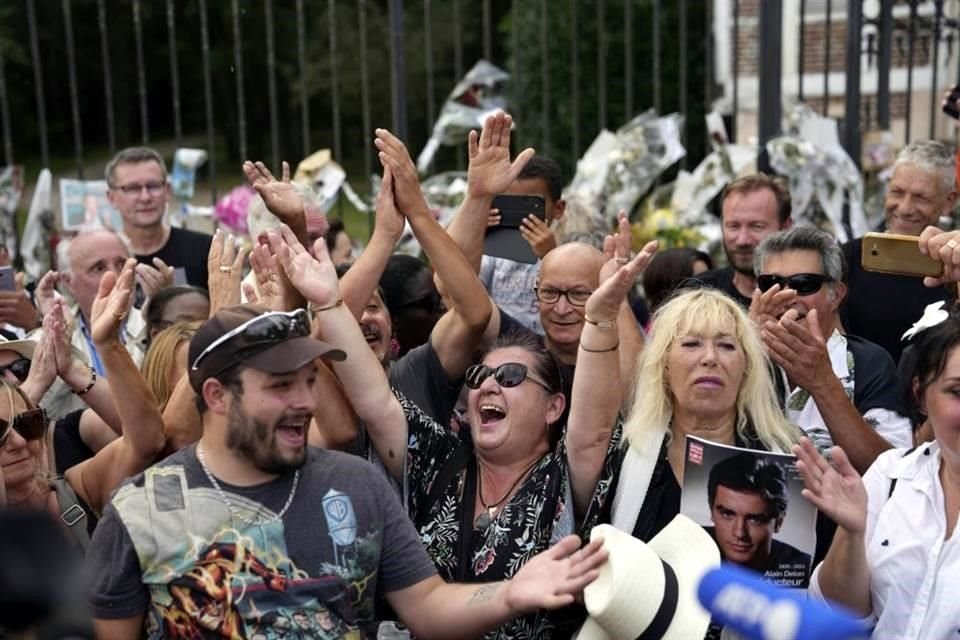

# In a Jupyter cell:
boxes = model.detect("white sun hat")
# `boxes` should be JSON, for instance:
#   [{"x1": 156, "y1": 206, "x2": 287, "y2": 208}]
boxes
[{"x1": 579, "y1": 515, "x2": 721, "y2": 640}]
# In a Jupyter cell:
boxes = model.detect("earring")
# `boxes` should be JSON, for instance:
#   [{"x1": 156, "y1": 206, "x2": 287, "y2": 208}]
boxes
[{"x1": 390, "y1": 337, "x2": 401, "y2": 358}]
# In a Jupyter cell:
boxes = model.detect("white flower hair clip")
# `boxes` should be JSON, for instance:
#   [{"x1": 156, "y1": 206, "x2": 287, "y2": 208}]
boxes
[{"x1": 901, "y1": 300, "x2": 950, "y2": 342}]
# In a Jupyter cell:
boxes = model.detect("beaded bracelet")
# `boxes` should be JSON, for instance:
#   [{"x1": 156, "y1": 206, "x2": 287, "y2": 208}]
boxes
[{"x1": 72, "y1": 367, "x2": 97, "y2": 396}]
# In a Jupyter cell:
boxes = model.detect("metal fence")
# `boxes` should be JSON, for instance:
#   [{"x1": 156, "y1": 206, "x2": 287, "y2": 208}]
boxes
[{"x1": 1, "y1": 0, "x2": 958, "y2": 208}]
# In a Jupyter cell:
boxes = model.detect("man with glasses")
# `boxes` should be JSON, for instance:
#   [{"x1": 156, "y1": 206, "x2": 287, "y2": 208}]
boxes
[
  {"x1": 751, "y1": 227, "x2": 912, "y2": 476},
  {"x1": 105, "y1": 146, "x2": 212, "y2": 289},
  {"x1": 87, "y1": 302, "x2": 604, "y2": 639}
]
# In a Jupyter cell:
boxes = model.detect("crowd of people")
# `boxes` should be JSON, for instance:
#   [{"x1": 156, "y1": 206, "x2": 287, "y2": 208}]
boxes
[{"x1": 1, "y1": 110, "x2": 958, "y2": 640}]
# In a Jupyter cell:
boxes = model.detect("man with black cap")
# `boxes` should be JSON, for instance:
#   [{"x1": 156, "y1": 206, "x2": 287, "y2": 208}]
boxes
[{"x1": 86, "y1": 227, "x2": 604, "y2": 639}]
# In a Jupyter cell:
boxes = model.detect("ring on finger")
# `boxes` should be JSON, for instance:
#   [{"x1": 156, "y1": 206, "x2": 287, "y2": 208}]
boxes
[
  {"x1": 219, "y1": 265, "x2": 233, "y2": 274},
  {"x1": 616, "y1": 257, "x2": 630, "y2": 265},
  {"x1": 947, "y1": 239, "x2": 958, "y2": 249}
]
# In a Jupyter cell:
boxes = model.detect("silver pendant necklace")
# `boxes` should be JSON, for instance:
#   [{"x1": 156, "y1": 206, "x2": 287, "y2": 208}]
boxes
[
  {"x1": 474, "y1": 458, "x2": 539, "y2": 530},
  {"x1": 196, "y1": 443, "x2": 300, "y2": 526}
]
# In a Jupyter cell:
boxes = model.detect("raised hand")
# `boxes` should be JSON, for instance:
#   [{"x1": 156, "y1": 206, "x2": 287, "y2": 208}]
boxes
[
  {"x1": 245, "y1": 242, "x2": 287, "y2": 312},
  {"x1": 519, "y1": 215, "x2": 557, "y2": 259},
  {"x1": 598, "y1": 210, "x2": 634, "y2": 284},
  {"x1": 373, "y1": 165, "x2": 406, "y2": 241},
  {"x1": 793, "y1": 438, "x2": 868, "y2": 534},
  {"x1": 268, "y1": 224, "x2": 340, "y2": 307},
  {"x1": 206, "y1": 229, "x2": 248, "y2": 316},
  {"x1": 242, "y1": 160, "x2": 304, "y2": 226},
  {"x1": 749, "y1": 282, "x2": 797, "y2": 329},
  {"x1": 89, "y1": 258, "x2": 136, "y2": 346},
  {"x1": 374, "y1": 129, "x2": 431, "y2": 219},
  {"x1": 135, "y1": 257, "x2": 175, "y2": 303},
  {"x1": 505, "y1": 535, "x2": 606, "y2": 612},
  {"x1": 465, "y1": 111, "x2": 535, "y2": 199},
  {"x1": 586, "y1": 235, "x2": 658, "y2": 324}
]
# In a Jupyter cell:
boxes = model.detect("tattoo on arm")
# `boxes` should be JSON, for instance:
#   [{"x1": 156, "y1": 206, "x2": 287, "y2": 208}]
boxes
[{"x1": 467, "y1": 583, "x2": 500, "y2": 606}]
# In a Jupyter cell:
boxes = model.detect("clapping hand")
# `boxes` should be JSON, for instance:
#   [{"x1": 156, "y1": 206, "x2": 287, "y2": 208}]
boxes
[
  {"x1": 793, "y1": 438, "x2": 868, "y2": 535},
  {"x1": 89, "y1": 259, "x2": 136, "y2": 346},
  {"x1": 749, "y1": 282, "x2": 797, "y2": 328},
  {"x1": 464, "y1": 111, "x2": 535, "y2": 199},
  {"x1": 373, "y1": 166, "x2": 406, "y2": 242},
  {"x1": 374, "y1": 129, "x2": 431, "y2": 219},
  {"x1": 761, "y1": 309, "x2": 833, "y2": 394}
]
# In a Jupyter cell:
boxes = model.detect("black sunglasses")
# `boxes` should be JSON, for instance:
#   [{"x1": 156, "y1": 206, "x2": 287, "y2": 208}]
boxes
[
  {"x1": 757, "y1": 273, "x2": 833, "y2": 296},
  {"x1": 0, "y1": 407, "x2": 47, "y2": 448},
  {"x1": 0, "y1": 357, "x2": 31, "y2": 383},
  {"x1": 191, "y1": 309, "x2": 312, "y2": 371},
  {"x1": 465, "y1": 362, "x2": 552, "y2": 391}
]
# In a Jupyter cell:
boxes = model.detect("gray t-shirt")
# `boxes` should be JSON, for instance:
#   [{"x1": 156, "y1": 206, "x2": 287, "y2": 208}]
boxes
[
  {"x1": 87, "y1": 445, "x2": 436, "y2": 638},
  {"x1": 388, "y1": 339, "x2": 462, "y2": 428}
]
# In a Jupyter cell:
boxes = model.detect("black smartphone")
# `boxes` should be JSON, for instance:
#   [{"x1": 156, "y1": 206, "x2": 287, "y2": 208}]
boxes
[
  {"x1": 483, "y1": 195, "x2": 547, "y2": 264},
  {"x1": 943, "y1": 84, "x2": 960, "y2": 120}
]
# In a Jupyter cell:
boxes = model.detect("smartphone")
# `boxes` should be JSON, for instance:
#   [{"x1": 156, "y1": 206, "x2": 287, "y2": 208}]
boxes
[
  {"x1": 490, "y1": 194, "x2": 546, "y2": 227},
  {"x1": 483, "y1": 195, "x2": 547, "y2": 264},
  {"x1": 861, "y1": 232, "x2": 943, "y2": 278},
  {"x1": 0, "y1": 266, "x2": 15, "y2": 292}
]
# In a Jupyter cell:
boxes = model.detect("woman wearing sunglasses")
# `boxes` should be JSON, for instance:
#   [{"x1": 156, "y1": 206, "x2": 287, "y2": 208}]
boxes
[
  {"x1": 268, "y1": 193, "x2": 657, "y2": 638},
  {"x1": 0, "y1": 260, "x2": 165, "y2": 551}
]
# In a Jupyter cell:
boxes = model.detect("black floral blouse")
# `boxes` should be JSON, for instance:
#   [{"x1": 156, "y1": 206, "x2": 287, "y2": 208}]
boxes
[{"x1": 399, "y1": 390, "x2": 592, "y2": 640}]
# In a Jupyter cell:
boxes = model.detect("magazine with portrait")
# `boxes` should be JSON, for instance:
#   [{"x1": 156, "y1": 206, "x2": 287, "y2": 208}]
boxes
[{"x1": 679, "y1": 435, "x2": 816, "y2": 588}]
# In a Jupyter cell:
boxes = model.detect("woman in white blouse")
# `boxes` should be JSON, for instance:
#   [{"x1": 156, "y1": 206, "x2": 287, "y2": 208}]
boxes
[{"x1": 795, "y1": 314, "x2": 960, "y2": 639}]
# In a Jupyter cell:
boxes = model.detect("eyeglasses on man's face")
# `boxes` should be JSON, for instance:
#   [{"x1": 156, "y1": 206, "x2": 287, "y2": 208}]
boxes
[
  {"x1": 533, "y1": 287, "x2": 593, "y2": 307},
  {"x1": 113, "y1": 181, "x2": 166, "y2": 197}
]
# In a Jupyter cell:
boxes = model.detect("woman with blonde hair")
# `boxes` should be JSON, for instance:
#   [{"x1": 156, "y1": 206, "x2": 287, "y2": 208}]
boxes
[
  {"x1": 141, "y1": 320, "x2": 201, "y2": 412},
  {"x1": 0, "y1": 260, "x2": 165, "y2": 552},
  {"x1": 589, "y1": 287, "x2": 800, "y2": 543}
]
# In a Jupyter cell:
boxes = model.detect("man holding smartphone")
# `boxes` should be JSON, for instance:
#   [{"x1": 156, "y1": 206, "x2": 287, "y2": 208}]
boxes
[{"x1": 841, "y1": 140, "x2": 957, "y2": 363}]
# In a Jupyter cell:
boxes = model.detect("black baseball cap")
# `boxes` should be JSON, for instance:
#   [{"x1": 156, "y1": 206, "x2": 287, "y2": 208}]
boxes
[{"x1": 188, "y1": 304, "x2": 345, "y2": 392}]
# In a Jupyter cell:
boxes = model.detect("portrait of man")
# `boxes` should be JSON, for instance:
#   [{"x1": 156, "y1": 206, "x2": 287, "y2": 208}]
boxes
[{"x1": 705, "y1": 452, "x2": 811, "y2": 579}]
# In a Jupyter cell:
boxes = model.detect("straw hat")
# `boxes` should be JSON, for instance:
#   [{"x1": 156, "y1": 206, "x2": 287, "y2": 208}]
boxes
[{"x1": 579, "y1": 515, "x2": 721, "y2": 640}]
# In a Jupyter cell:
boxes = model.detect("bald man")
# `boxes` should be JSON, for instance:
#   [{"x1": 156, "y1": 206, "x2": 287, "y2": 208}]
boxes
[{"x1": 483, "y1": 242, "x2": 644, "y2": 397}]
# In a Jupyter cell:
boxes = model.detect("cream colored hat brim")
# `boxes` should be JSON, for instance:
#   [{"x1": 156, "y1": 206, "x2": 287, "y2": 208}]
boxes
[{"x1": 581, "y1": 516, "x2": 720, "y2": 640}]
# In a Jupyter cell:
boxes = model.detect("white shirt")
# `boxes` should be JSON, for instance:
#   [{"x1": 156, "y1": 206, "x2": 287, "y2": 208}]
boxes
[
  {"x1": 785, "y1": 330, "x2": 913, "y2": 451},
  {"x1": 809, "y1": 444, "x2": 960, "y2": 639}
]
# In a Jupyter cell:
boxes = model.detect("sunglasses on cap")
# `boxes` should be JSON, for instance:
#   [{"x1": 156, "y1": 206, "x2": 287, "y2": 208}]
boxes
[
  {"x1": 756, "y1": 273, "x2": 833, "y2": 296},
  {"x1": 191, "y1": 309, "x2": 312, "y2": 372},
  {"x1": 465, "y1": 362, "x2": 552, "y2": 391},
  {"x1": 0, "y1": 407, "x2": 47, "y2": 448},
  {"x1": 0, "y1": 357, "x2": 30, "y2": 383}
]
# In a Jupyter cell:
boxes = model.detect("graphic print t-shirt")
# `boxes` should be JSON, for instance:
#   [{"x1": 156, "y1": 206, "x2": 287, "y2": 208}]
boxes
[{"x1": 87, "y1": 446, "x2": 436, "y2": 639}]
